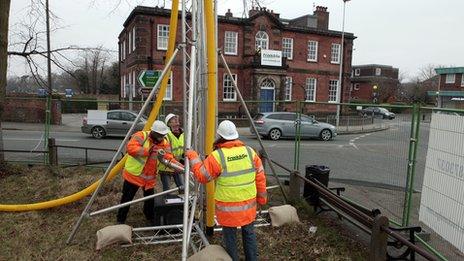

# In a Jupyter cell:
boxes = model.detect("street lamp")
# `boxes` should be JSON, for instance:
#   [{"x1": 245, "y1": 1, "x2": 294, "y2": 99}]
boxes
[{"x1": 336, "y1": 0, "x2": 350, "y2": 127}]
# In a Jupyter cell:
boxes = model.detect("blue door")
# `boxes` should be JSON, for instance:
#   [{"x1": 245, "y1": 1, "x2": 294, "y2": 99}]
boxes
[{"x1": 260, "y1": 89, "x2": 274, "y2": 112}]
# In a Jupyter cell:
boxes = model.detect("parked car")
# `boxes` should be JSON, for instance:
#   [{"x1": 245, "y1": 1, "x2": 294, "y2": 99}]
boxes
[
  {"x1": 81, "y1": 110, "x2": 147, "y2": 138},
  {"x1": 252, "y1": 112, "x2": 337, "y2": 141},
  {"x1": 360, "y1": 107, "x2": 395, "y2": 119}
]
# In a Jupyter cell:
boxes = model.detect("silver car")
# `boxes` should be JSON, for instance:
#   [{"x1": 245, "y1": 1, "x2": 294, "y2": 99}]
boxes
[
  {"x1": 252, "y1": 112, "x2": 337, "y2": 141},
  {"x1": 81, "y1": 110, "x2": 147, "y2": 138}
]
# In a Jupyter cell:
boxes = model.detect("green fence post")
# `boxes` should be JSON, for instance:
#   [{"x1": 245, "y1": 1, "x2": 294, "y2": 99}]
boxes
[
  {"x1": 44, "y1": 95, "x2": 52, "y2": 164},
  {"x1": 402, "y1": 103, "x2": 421, "y2": 226},
  {"x1": 293, "y1": 101, "x2": 300, "y2": 170}
]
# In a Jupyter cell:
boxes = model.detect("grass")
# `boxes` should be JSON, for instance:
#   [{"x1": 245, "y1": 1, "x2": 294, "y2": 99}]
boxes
[{"x1": 0, "y1": 164, "x2": 368, "y2": 260}]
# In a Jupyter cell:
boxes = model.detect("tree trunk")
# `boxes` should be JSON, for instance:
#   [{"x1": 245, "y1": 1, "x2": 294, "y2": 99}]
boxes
[{"x1": 0, "y1": 0, "x2": 12, "y2": 163}]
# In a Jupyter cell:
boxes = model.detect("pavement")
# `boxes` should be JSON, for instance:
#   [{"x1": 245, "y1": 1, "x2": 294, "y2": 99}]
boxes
[{"x1": 2, "y1": 113, "x2": 390, "y2": 135}]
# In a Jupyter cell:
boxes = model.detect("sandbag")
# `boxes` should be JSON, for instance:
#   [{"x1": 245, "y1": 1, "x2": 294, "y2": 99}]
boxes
[
  {"x1": 268, "y1": 204, "x2": 300, "y2": 227},
  {"x1": 187, "y1": 244, "x2": 232, "y2": 261},
  {"x1": 96, "y1": 224, "x2": 132, "y2": 250}
]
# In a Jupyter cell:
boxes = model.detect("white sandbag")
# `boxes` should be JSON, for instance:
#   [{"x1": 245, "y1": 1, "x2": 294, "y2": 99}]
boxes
[
  {"x1": 188, "y1": 244, "x2": 232, "y2": 261},
  {"x1": 96, "y1": 224, "x2": 132, "y2": 250},
  {"x1": 268, "y1": 204, "x2": 300, "y2": 227}
]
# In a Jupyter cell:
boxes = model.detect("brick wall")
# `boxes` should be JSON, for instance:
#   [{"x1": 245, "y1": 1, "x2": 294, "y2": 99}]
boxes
[{"x1": 4, "y1": 95, "x2": 61, "y2": 124}]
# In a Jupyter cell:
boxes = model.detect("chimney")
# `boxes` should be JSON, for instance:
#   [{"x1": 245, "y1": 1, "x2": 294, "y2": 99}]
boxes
[
  {"x1": 248, "y1": 6, "x2": 259, "y2": 17},
  {"x1": 314, "y1": 6, "x2": 329, "y2": 30},
  {"x1": 225, "y1": 9, "x2": 233, "y2": 18}
]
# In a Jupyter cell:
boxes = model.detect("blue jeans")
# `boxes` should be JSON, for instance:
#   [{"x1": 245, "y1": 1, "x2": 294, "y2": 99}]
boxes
[
  {"x1": 159, "y1": 171, "x2": 183, "y2": 191},
  {"x1": 222, "y1": 222, "x2": 257, "y2": 261}
]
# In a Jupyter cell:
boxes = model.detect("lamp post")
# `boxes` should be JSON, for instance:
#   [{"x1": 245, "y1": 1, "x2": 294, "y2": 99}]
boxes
[{"x1": 336, "y1": 0, "x2": 350, "y2": 127}]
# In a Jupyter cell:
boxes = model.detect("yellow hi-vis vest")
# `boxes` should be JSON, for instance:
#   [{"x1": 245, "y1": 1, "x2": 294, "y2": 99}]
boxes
[
  {"x1": 158, "y1": 131, "x2": 184, "y2": 172},
  {"x1": 211, "y1": 146, "x2": 257, "y2": 202},
  {"x1": 125, "y1": 131, "x2": 150, "y2": 176}
]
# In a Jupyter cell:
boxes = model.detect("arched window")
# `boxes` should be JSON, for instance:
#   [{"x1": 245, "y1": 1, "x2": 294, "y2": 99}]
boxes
[
  {"x1": 260, "y1": 78, "x2": 275, "y2": 89},
  {"x1": 255, "y1": 31, "x2": 269, "y2": 50}
]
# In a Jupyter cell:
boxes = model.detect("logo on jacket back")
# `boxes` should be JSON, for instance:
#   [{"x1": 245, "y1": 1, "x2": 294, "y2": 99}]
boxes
[{"x1": 227, "y1": 154, "x2": 248, "y2": 162}]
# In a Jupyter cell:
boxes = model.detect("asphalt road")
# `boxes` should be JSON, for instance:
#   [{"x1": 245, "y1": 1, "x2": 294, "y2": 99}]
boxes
[{"x1": 3, "y1": 117, "x2": 429, "y2": 190}]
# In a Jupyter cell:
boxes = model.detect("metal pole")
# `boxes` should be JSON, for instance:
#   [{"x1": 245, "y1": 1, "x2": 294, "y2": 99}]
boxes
[
  {"x1": 182, "y1": 0, "x2": 187, "y2": 132},
  {"x1": 44, "y1": 0, "x2": 52, "y2": 164},
  {"x1": 89, "y1": 187, "x2": 181, "y2": 217},
  {"x1": 66, "y1": 47, "x2": 180, "y2": 244},
  {"x1": 128, "y1": 84, "x2": 133, "y2": 111},
  {"x1": 182, "y1": 0, "x2": 197, "y2": 258},
  {"x1": 336, "y1": 0, "x2": 348, "y2": 127},
  {"x1": 219, "y1": 52, "x2": 288, "y2": 202}
]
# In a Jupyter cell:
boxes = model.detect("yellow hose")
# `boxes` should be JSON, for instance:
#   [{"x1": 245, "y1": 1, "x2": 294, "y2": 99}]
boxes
[
  {"x1": 0, "y1": 0, "x2": 180, "y2": 212},
  {"x1": 0, "y1": 157, "x2": 126, "y2": 212}
]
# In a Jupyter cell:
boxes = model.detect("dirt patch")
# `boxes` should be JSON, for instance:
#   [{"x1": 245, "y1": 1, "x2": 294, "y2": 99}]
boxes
[{"x1": 0, "y1": 164, "x2": 368, "y2": 260}]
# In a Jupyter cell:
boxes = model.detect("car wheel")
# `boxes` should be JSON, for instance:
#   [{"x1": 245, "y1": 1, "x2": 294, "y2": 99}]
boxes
[
  {"x1": 268, "y1": 128, "x2": 282, "y2": 141},
  {"x1": 320, "y1": 129, "x2": 332, "y2": 141},
  {"x1": 91, "y1": 126, "x2": 106, "y2": 139}
]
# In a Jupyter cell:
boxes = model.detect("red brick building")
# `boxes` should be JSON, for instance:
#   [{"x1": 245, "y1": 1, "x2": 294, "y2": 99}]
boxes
[
  {"x1": 430, "y1": 67, "x2": 464, "y2": 108},
  {"x1": 350, "y1": 64, "x2": 399, "y2": 103},
  {"x1": 119, "y1": 6, "x2": 355, "y2": 114}
]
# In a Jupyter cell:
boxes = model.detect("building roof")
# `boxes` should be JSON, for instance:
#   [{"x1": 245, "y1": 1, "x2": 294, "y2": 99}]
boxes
[
  {"x1": 121, "y1": 6, "x2": 356, "y2": 40},
  {"x1": 352, "y1": 64, "x2": 398, "y2": 69},
  {"x1": 427, "y1": 90, "x2": 464, "y2": 97},
  {"x1": 434, "y1": 67, "x2": 464, "y2": 75}
]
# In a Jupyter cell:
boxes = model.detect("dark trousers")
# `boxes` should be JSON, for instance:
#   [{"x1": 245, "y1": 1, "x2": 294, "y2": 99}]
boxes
[
  {"x1": 116, "y1": 180, "x2": 155, "y2": 224},
  {"x1": 222, "y1": 222, "x2": 257, "y2": 261},
  {"x1": 159, "y1": 171, "x2": 184, "y2": 191}
]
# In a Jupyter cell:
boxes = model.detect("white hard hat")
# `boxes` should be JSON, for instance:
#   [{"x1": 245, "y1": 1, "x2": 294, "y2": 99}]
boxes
[
  {"x1": 165, "y1": 113, "x2": 177, "y2": 125},
  {"x1": 151, "y1": 120, "x2": 170, "y2": 135},
  {"x1": 217, "y1": 120, "x2": 239, "y2": 140}
]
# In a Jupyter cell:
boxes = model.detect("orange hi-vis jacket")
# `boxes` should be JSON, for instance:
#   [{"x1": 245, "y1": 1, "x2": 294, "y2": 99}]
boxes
[
  {"x1": 186, "y1": 140, "x2": 267, "y2": 227},
  {"x1": 123, "y1": 131, "x2": 180, "y2": 190}
]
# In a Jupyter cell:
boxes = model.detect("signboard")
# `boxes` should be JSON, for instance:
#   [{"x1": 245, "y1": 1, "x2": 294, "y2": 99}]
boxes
[
  {"x1": 419, "y1": 113, "x2": 464, "y2": 253},
  {"x1": 138, "y1": 70, "x2": 160, "y2": 88},
  {"x1": 261, "y1": 49, "x2": 282, "y2": 67}
]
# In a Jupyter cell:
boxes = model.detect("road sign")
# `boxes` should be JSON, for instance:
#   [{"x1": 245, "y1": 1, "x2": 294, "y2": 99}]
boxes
[
  {"x1": 138, "y1": 70, "x2": 160, "y2": 88},
  {"x1": 140, "y1": 88, "x2": 152, "y2": 95}
]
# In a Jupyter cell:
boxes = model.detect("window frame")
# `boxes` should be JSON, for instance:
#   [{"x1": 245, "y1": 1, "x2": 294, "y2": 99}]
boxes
[
  {"x1": 461, "y1": 74, "x2": 464, "y2": 87},
  {"x1": 445, "y1": 74, "x2": 455, "y2": 84},
  {"x1": 122, "y1": 40, "x2": 126, "y2": 60},
  {"x1": 375, "y1": 68, "x2": 382, "y2": 76},
  {"x1": 157, "y1": 24, "x2": 170, "y2": 51},
  {"x1": 307, "y1": 40, "x2": 318, "y2": 62},
  {"x1": 255, "y1": 31, "x2": 269, "y2": 50},
  {"x1": 354, "y1": 68, "x2": 360, "y2": 76},
  {"x1": 331, "y1": 43, "x2": 341, "y2": 64},
  {"x1": 223, "y1": 74, "x2": 237, "y2": 101},
  {"x1": 284, "y1": 76, "x2": 292, "y2": 101},
  {"x1": 132, "y1": 27, "x2": 136, "y2": 52},
  {"x1": 163, "y1": 71, "x2": 173, "y2": 100},
  {"x1": 305, "y1": 78, "x2": 317, "y2": 102},
  {"x1": 328, "y1": 80, "x2": 339, "y2": 102},
  {"x1": 282, "y1": 38, "x2": 293, "y2": 60},
  {"x1": 353, "y1": 83, "x2": 360, "y2": 91},
  {"x1": 224, "y1": 31, "x2": 238, "y2": 55}
]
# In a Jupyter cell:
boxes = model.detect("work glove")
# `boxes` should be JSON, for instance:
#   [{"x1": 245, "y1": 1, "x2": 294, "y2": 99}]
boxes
[{"x1": 185, "y1": 149, "x2": 198, "y2": 160}]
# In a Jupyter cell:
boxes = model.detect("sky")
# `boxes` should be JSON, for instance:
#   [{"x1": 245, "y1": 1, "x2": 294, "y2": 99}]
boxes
[{"x1": 7, "y1": 0, "x2": 464, "y2": 81}]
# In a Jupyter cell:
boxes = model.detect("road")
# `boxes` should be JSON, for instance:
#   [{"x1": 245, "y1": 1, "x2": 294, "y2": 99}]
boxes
[{"x1": 3, "y1": 117, "x2": 429, "y2": 190}]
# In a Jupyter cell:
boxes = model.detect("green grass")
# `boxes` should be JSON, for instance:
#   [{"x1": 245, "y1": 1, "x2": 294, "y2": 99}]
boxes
[{"x1": 0, "y1": 164, "x2": 368, "y2": 260}]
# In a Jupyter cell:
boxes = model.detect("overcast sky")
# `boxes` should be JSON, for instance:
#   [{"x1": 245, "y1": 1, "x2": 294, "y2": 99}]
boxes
[{"x1": 7, "y1": 0, "x2": 464, "y2": 81}]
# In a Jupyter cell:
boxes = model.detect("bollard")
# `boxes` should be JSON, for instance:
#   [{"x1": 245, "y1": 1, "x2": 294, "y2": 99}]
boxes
[
  {"x1": 289, "y1": 171, "x2": 302, "y2": 200},
  {"x1": 369, "y1": 215, "x2": 389, "y2": 261},
  {"x1": 48, "y1": 138, "x2": 58, "y2": 166}
]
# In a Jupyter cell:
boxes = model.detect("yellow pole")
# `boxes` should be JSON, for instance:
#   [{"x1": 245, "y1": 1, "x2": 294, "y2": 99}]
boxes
[
  {"x1": 144, "y1": 0, "x2": 180, "y2": 127},
  {"x1": 204, "y1": 0, "x2": 217, "y2": 234}
]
